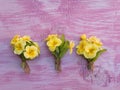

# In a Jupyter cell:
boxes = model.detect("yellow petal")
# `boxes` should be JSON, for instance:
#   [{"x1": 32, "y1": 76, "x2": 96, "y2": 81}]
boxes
[
  {"x1": 14, "y1": 39, "x2": 26, "y2": 55},
  {"x1": 76, "y1": 40, "x2": 88, "y2": 55},
  {"x1": 69, "y1": 41, "x2": 75, "y2": 54},
  {"x1": 88, "y1": 36, "x2": 102, "y2": 46},
  {"x1": 47, "y1": 37, "x2": 62, "y2": 47},
  {"x1": 22, "y1": 35, "x2": 31, "y2": 42},
  {"x1": 45, "y1": 34, "x2": 58, "y2": 41},
  {"x1": 76, "y1": 49, "x2": 82, "y2": 55},
  {"x1": 80, "y1": 34, "x2": 87, "y2": 40},
  {"x1": 84, "y1": 44, "x2": 98, "y2": 59},
  {"x1": 11, "y1": 35, "x2": 20, "y2": 45}
]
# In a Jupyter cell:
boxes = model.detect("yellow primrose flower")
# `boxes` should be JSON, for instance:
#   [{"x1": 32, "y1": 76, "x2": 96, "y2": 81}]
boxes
[
  {"x1": 34, "y1": 42, "x2": 40, "y2": 54},
  {"x1": 84, "y1": 44, "x2": 98, "y2": 59},
  {"x1": 47, "y1": 37, "x2": 62, "y2": 52},
  {"x1": 88, "y1": 36, "x2": 102, "y2": 46},
  {"x1": 24, "y1": 46, "x2": 38, "y2": 59},
  {"x1": 69, "y1": 41, "x2": 75, "y2": 54},
  {"x1": 76, "y1": 40, "x2": 88, "y2": 55},
  {"x1": 11, "y1": 35, "x2": 20, "y2": 45},
  {"x1": 14, "y1": 40, "x2": 26, "y2": 55},
  {"x1": 22, "y1": 35, "x2": 31, "y2": 42},
  {"x1": 45, "y1": 34, "x2": 58, "y2": 41},
  {"x1": 81, "y1": 34, "x2": 87, "y2": 40}
]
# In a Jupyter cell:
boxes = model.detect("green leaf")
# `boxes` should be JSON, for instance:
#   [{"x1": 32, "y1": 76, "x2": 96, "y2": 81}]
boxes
[
  {"x1": 59, "y1": 34, "x2": 65, "y2": 50},
  {"x1": 91, "y1": 49, "x2": 107, "y2": 62},
  {"x1": 59, "y1": 40, "x2": 69, "y2": 59},
  {"x1": 52, "y1": 51, "x2": 58, "y2": 58},
  {"x1": 26, "y1": 41, "x2": 32, "y2": 46},
  {"x1": 56, "y1": 47, "x2": 59, "y2": 54},
  {"x1": 52, "y1": 47, "x2": 60, "y2": 58},
  {"x1": 61, "y1": 34, "x2": 65, "y2": 42},
  {"x1": 20, "y1": 53, "x2": 26, "y2": 61}
]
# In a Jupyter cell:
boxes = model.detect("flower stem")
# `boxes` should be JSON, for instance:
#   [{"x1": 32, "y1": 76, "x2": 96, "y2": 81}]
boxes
[
  {"x1": 55, "y1": 58, "x2": 61, "y2": 72},
  {"x1": 87, "y1": 61, "x2": 94, "y2": 71},
  {"x1": 21, "y1": 60, "x2": 30, "y2": 73}
]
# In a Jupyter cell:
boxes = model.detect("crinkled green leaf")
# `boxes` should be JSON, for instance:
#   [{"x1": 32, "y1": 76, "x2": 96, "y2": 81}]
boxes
[
  {"x1": 52, "y1": 47, "x2": 59, "y2": 58},
  {"x1": 59, "y1": 34, "x2": 65, "y2": 50},
  {"x1": 20, "y1": 53, "x2": 26, "y2": 61},
  {"x1": 52, "y1": 52, "x2": 58, "y2": 58},
  {"x1": 59, "y1": 40, "x2": 69, "y2": 59},
  {"x1": 56, "y1": 47, "x2": 59, "y2": 54},
  {"x1": 26, "y1": 41, "x2": 33, "y2": 46}
]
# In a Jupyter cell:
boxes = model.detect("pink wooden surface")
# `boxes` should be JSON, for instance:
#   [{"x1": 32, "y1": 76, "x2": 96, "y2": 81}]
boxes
[{"x1": 0, "y1": 0, "x2": 120, "y2": 90}]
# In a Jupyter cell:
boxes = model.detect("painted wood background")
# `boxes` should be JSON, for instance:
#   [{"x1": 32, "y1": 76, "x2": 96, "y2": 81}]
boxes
[{"x1": 0, "y1": 0, "x2": 120, "y2": 90}]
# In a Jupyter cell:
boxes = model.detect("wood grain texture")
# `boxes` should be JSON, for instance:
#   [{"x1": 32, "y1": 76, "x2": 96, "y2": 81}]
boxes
[{"x1": 0, "y1": 0, "x2": 120, "y2": 90}]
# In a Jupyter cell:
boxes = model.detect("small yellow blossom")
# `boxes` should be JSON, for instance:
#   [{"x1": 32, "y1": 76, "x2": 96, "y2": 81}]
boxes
[
  {"x1": 47, "y1": 37, "x2": 62, "y2": 52},
  {"x1": 45, "y1": 34, "x2": 58, "y2": 41},
  {"x1": 76, "y1": 40, "x2": 88, "y2": 55},
  {"x1": 11, "y1": 35, "x2": 20, "y2": 45},
  {"x1": 22, "y1": 35, "x2": 31, "y2": 42},
  {"x1": 88, "y1": 36, "x2": 102, "y2": 46},
  {"x1": 81, "y1": 34, "x2": 87, "y2": 40},
  {"x1": 14, "y1": 40, "x2": 26, "y2": 55},
  {"x1": 69, "y1": 41, "x2": 75, "y2": 54},
  {"x1": 84, "y1": 44, "x2": 98, "y2": 59},
  {"x1": 24, "y1": 46, "x2": 38, "y2": 59}
]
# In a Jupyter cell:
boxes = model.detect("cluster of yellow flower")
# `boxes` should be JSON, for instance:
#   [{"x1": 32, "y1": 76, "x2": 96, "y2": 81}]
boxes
[
  {"x1": 11, "y1": 35, "x2": 40, "y2": 60},
  {"x1": 10, "y1": 34, "x2": 106, "y2": 73},
  {"x1": 76, "y1": 34, "x2": 103, "y2": 59},
  {"x1": 76, "y1": 34, "x2": 106, "y2": 70},
  {"x1": 45, "y1": 34, "x2": 75, "y2": 71},
  {"x1": 11, "y1": 35, "x2": 40, "y2": 73}
]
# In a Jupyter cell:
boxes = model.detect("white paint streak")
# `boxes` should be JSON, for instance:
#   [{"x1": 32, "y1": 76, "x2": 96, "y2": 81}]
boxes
[{"x1": 87, "y1": 0, "x2": 110, "y2": 9}]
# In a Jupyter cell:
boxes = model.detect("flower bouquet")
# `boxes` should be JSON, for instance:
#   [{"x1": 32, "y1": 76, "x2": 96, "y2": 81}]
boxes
[
  {"x1": 45, "y1": 34, "x2": 74, "y2": 72},
  {"x1": 11, "y1": 35, "x2": 40, "y2": 73},
  {"x1": 76, "y1": 34, "x2": 106, "y2": 71}
]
